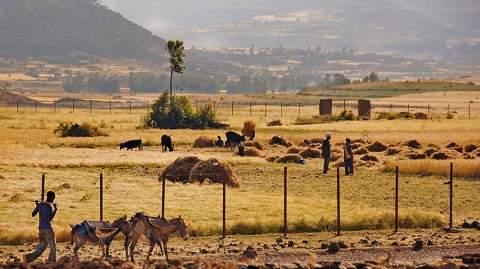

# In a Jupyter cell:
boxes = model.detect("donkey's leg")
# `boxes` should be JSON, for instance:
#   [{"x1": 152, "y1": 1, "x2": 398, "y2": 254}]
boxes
[
  {"x1": 156, "y1": 237, "x2": 164, "y2": 256},
  {"x1": 99, "y1": 239, "x2": 106, "y2": 259},
  {"x1": 129, "y1": 232, "x2": 141, "y2": 262},
  {"x1": 73, "y1": 238, "x2": 87, "y2": 261},
  {"x1": 124, "y1": 236, "x2": 131, "y2": 260},
  {"x1": 163, "y1": 238, "x2": 169, "y2": 261},
  {"x1": 146, "y1": 241, "x2": 155, "y2": 260}
]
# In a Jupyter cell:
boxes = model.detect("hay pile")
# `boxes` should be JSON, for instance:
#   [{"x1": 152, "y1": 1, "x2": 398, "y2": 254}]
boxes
[
  {"x1": 403, "y1": 152, "x2": 427, "y2": 159},
  {"x1": 402, "y1": 140, "x2": 422, "y2": 149},
  {"x1": 269, "y1": 135, "x2": 292, "y2": 147},
  {"x1": 299, "y1": 147, "x2": 322, "y2": 158},
  {"x1": 386, "y1": 147, "x2": 402, "y2": 155},
  {"x1": 266, "y1": 155, "x2": 279, "y2": 162},
  {"x1": 241, "y1": 120, "x2": 256, "y2": 140},
  {"x1": 193, "y1": 136, "x2": 216, "y2": 148},
  {"x1": 360, "y1": 154, "x2": 379, "y2": 162},
  {"x1": 276, "y1": 154, "x2": 302, "y2": 163},
  {"x1": 366, "y1": 141, "x2": 388, "y2": 152},
  {"x1": 354, "y1": 147, "x2": 369, "y2": 155},
  {"x1": 236, "y1": 147, "x2": 264, "y2": 157},
  {"x1": 162, "y1": 156, "x2": 202, "y2": 183},
  {"x1": 266, "y1": 119, "x2": 283, "y2": 126},
  {"x1": 464, "y1": 144, "x2": 479, "y2": 153},
  {"x1": 243, "y1": 141, "x2": 265, "y2": 150},
  {"x1": 287, "y1": 146, "x2": 303, "y2": 154},
  {"x1": 188, "y1": 158, "x2": 239, "y2": 188}
]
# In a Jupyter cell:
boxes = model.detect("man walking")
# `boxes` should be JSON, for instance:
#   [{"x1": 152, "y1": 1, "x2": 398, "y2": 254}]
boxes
[
  {"x1": 24, "y1": 191, "x2": 58, "y2": 263},
  {"x1": 321, "y1": 132, "x2": 332, "y2": 174},
  {"x1": 344, "y1": 138, "x2": 354, "y2": 175}
]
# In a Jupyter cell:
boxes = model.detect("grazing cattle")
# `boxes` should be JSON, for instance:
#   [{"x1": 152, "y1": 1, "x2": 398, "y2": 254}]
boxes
[
  {"x1": 120, "y1": 139, "x2": 143, "y2": 150},
  {"x1": 161, "y1": 135, "x2": 174, "y2": 152},
  {"x1": 215, "y1": 136, "x2": 224, "y2": 148},
  {"x1": 225, "y1": 131, "x2": 245, "y2": 150}
]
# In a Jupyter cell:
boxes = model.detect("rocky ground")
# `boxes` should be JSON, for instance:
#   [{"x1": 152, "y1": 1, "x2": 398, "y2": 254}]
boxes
[{"x1": 2, "y1": 228, "x2": 480, "y2": 268}]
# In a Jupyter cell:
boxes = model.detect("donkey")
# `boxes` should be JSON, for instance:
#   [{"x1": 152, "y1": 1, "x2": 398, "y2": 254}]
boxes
[
  {"x1": 122, "y1": 212, "x2": 164, "y2": 261},
  {"x1": 128, "y1": 214, "x2": 188, "y2": 262},
  {"x1": 70, "y1": 218, "x2": 122, "y2": 261}
]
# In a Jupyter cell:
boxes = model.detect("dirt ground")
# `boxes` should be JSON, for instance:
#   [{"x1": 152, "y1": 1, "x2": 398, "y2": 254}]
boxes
[{"x1": 2, "y1": 228, "x2": 480, "y2": 268}]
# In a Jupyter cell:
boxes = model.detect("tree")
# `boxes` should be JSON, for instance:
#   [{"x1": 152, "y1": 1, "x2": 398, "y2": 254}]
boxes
[{"x1": 166, "y1": 40, "x2": 186, "y2": 101}]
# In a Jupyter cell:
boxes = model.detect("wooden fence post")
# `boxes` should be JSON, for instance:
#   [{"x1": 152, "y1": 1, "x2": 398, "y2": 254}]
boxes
[
  {"x1": 250, "y1": 101, "x2": 252, "y2": 116},
  {"x1": 41, "y1": 174, "x2": 45, "y2": 201},
  {"x1": 223, "y1": 176, "x2": 226, "y2": 238},
  {"x1": 16, "y1": 100, "x2": 19, "y2": 113},
  {"x1": 337, "y1": 167, "x2": 341, "y2": 236},
  {"x1": 162, "y1": 171, "x2": 166, "y2": 218},
  {"x1": 54, "y1": 100, "x2": 57, "y2": 113},
  {"x1": 100, "y1": 173, "x2": 103, "y2": 221},
  {"x1": 395, "y1": 166, "x2": 399, "y2": 233},
  {"x1": 449, "y1": 163, "x2": 453, "y2": 230},
  {"x1": 284, "y1": 167, "x2": 287, "y2": 236},
  {"x1": 72, "y1": 99, "x2": 75, "y2": 113},
  {"x1": 109, "y1": 100, "x2": 112, "y2": 114},
  {"x1": 281, "y1": 102, "x2": 283, "y2": 117},
  {"x1": 231, "y1": 101, "x2": 233, "y2": 115}
]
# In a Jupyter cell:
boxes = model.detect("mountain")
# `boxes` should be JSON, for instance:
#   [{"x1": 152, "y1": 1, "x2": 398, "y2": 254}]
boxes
[
  {"x1": 0, "y1": 0, "x2": 167, "y2": 62},
  {"x1": 101, "y1": 0, "x2": 480, "y2": 65}
]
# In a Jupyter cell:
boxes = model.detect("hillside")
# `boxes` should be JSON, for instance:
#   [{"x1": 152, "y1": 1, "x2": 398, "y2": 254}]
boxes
[{"x1": 0, "y1": 0, "x2": 167, "y2": 63}]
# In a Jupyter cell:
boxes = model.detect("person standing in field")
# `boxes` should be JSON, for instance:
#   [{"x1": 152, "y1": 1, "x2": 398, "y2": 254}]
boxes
[
  {"x1": 344, "y1": 137, "x2": 354, "y2": 175},
  {"x1": 321, "y1": 132, "x2": 332, "y2": 174},
  {"x1": 24, "y1": 191, "x2": 58, "y2": 263}
]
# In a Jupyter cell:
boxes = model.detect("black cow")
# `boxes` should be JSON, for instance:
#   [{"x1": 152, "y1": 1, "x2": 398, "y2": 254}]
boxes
[
  {"x1": 120, "y1": 139, "x2": 143, "y2": 150},
  {"x1": 161, "y1": 135, "x2": 174, "y2": 152},
  {"x1": 225, "y1": 131, "x2": 245, "y2": 150}
]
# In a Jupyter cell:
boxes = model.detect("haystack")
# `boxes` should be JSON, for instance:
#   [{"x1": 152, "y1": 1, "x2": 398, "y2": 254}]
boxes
[
  {"x1": 241, "y1": 120, "x2": 256, "y2": 140},
  {"x1": 445, "y1": 142, "x2": 459, "y2": 148},
  {"x1": 354, "y1": 147, "x2": 369, "y2": 155},
  {"x1": 351, "y1": 142, "x2": 364, "y2": 150},
  {"x1": 414, "y1": 112, "x2": 428, "y2": 119},
  {"x1": 423, "y1": 147, "x2": 437, "y2": 157},
  {"x1": 366, "y1": 141, "x2": 388, "y2": 152},
  {"x1": 403, "y1": 152, "x2": 427, "y2": 160},
  {"x1": 287, "y1": 146, "x2": 303, "y2": 154},
  {"x1": 330, "y1": 152, "x2": 343, "y2": 162},
  {"x1": 401, "y1": 140, "x2": 422, "y2": 149},
  {"x1": 299, "y1": 147, "x2": 322, "y2": 158},
  {"x1": 464, "y1": 144, "x2": 479, "y2": 153},
  {"x1": 269, "y1": 135, "x2": 292, "y2": 147},
  {"x1": 266, "y1": 155, "x2": 279, "y2": 162},
  {"x1": 193, "y1": 136, "x2": 216, "y2": 148},
  {"x1": 188, "y1": 158, "x2": 239, "y2": 188},
  {"x1": 351, "y1": 139, "x2": 368, "y2": 144},
  {"x1": 267, "y1": 119, "x2": 283, "y2": 126},
  {"x1": 162, "y1": 156, "x2": 202, "y2": 183},
  {"x1": 236, "y1": 147, "x2": 264, "y2": 157},
  {"x1": 386, "y1": 147, "x2": 402, "y2": 156},
  {"x1": 243, "y1": 141, "x2": 265, "y2": 150},
  {"x1": 431, "y1": 152, "x2": 449, "y2": 160},
  {"x1": 310, "y1": 138, "x2": 324, "y2": 144},
  {"x1": 276, "y1": 154, "x2": 302, "y2": 164},
  {"x1": 360, "y1": 154, "x2": 379, "y2": 162}
]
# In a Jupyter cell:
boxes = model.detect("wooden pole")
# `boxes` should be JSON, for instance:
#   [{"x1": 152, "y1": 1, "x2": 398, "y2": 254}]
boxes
[
  {"x1": 223, "y1": 176, "x2": 226, "y2": 238},
  {"x1": 250, "y1": 101, "x2": 252, "y2": 116},
  {"x1": 41, "y1": 174, "x2": 45, "y2": 201},
  {"x1": 395, "y1": 166, "x2": 399, "y2": 233},
  {"x1": 281, "y1": 102, "x2": 283, "y2": 117},
  {"x1": 100, "y1": 173, "x2": 103, "y2": 221},
  {"x1": 90, "y1": 100, "x2": 92, "y2": 114},
  {"x1": 318, "y1": 100, "x2": 321, "y2": 116},
  {"x1": 298, "y1": 102, "x2": 300, "y2": 117},
  {"x1": 449, "y1": 163, "x2": 453, "y2": 230},
  {"x1": 284, "y1": 167, "x2": 287, "y2": 236},
  {"x1": 72, "y1": 99, "x2": 75, "y2": 113},
  {"x1": 231, "y1": 101, "x2": 233, "y2": 115},
  {"x1": 337, "y1": 167, "x2": 341, "y2": 236},
  {"x1": 109, "y1": 100, "x2": 112, "y2": 114},
  {"x1": 468, "y1": 103, "x2": 471, "y2": 119},
  {"x1": 264, "y1": 101, "x2": 267, "y2": 116},
  {"x1": 427, "y1": 104, "x2": 430, "y2": 118},
  {"x1": 343, "y1": 99, "x2": 346, "y2": 111},
  {"x1": 162, "y1": 171, "x2": 166, "y2": 218},
  {"x1": 129, "y1": 101, "x2": 132, "y2": 114},
  {"x1": 16, "y1": 100, "x2": 18, "y2": 113},
  {"x1": 390, "y1": 104, "x2": 392, "y2": 114},
  {"x1": 214, "y1": 101, "x2": 216, "y2": 112}
]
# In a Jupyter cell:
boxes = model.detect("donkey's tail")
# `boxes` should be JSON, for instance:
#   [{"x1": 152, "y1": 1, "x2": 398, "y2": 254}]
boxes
[{"x1": 70, "y1": 224, "x2": 78, "y2": 245}]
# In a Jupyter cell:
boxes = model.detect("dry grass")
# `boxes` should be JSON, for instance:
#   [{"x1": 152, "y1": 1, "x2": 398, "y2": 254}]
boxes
[
  {"x1": 192, "y1": 136, "x2": 216, "y2": 148},
  {"x1": 385, "y1": 159, "x2": 480, "y2": 178}
]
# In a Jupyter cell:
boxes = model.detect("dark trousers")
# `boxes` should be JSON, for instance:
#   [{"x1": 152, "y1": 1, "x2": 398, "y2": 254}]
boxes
[
  {"x1": 323, "y1": 157, "x2": 330, "y2": 173},
  {"x1": 345, "y1": 158, "x2": 354, "y2": 175}
]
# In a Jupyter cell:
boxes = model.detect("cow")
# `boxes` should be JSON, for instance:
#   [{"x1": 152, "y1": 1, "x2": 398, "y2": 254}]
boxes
[
  {"x1": 225, "y1": 131, "x2": 245, "y2": 150},
  {"x1": 161, "y1": 135, "x2": 174, "y2": 152},
  {"x1": 120, "y1": 139, "x2": 143, "y2": 150}
]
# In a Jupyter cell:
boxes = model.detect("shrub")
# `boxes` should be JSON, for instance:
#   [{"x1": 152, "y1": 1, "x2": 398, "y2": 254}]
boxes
[{"x1": 53, "y1": 122, "x2": 107, "y2": 137}]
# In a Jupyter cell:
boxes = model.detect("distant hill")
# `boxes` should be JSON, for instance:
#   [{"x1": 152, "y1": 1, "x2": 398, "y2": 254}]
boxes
[{"x1": 0, "y1": 0, "x2": 167, "y2": 63}]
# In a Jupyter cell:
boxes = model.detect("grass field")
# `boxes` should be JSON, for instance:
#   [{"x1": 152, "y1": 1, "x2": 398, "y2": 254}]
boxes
[{"x1": 1, "y1": 92, "x2": 480, "y2": 246}]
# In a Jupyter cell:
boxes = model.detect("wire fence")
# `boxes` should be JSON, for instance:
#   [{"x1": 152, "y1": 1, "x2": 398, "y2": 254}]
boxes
[
  {"x1": 34, "y1": 162, "x2": 474, "y2": 238},
  {"x1": 3, "y1": 98, "x2": 478, "y2": 119}
]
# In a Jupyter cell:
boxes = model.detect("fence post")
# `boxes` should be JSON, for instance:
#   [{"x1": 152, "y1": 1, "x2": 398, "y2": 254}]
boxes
[
  {"x1": 90, "y1": 100, "x2": 92, "y2": 114},
  {"x1": 447, "y1": 104, "x2": 450, "y2": 117},
  {"x1": 213, "y1": 101, "x2": 216, "y2": 112},
  {"x1": 395, "y1": 166, "x2": 399, "y2": 233},
  {"x1": 390, "y1": 104, "x2": 392, "y2": 114},
  {"x1": 449, "y1": 163, "x2": 453, "y2": 230},
  {"x1": 318, "y1": 100, "x2": 321, "y2": 116},
  {"x1": 100, "y1": 173, "x2": 103, "y2": 221},
  {"x1": 129, "y1": 101, "x2": 132, "y2": 114},
  {"x1": 16, "y1": 100, "x2": 19, "y2": 113},
  {"x1": 468, "y1": 103, "x2": 471, "y2": 119},
  {"x1": 162, "y1": 171, "x2": 166, "y2": 218},
  {"x1": 337, "y1": 167, "x2": 341, "y2": 236},
  {"x1": 427, "y1": 104, "x2": 430, "y2": 118},
  {"x1": 298, "y1": 103, "x2": 300, "y2": 117},
  {"x1": 41, "y1": 174, "x2": 45, "y2": 201},
  {"x1": 250, "y1": 101, "x2": 252, "y2": 116},
  {"x1": 343, "y1": 99, "x2": 346, "y2": 112},
  {"x1": 109, "y1": 100, "x2": 112, "y2": 114},
  {"x1": 72, "y1": 99, "x2": 75, "y2": 113},
  {"x1": 223, "y1": 176, "x2": 226, "y2": 238},
  {"x1": 231, "y1": 101, "x2": 233, "y2": 115},
  {"x1": 281, "y1": 102, "x2": 283, "y2": 117},
  {"x1": 284, "y1": 167, "x2": 287, "y2": 236}
]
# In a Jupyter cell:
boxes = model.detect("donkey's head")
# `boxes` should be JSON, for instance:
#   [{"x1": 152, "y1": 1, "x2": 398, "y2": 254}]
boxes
[{"x1": 170, "y1": 215, "x2": 189, "y2": 241}]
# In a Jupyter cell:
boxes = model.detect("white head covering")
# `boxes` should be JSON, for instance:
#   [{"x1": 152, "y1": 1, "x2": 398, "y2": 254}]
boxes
[{"x1": 325, "y1": 132, "x2": 332, "y2": 138}]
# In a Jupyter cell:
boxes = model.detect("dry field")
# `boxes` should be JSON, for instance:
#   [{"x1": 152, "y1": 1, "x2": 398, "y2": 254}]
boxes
[{"x1": 1, "y1": 91, "x2": 480, "y2": 249}]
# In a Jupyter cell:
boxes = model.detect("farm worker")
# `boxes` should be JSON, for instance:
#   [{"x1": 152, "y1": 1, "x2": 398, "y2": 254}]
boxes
[
  {"x1": 322, "y1": 132, "x2": 332, "y2": 174},
  {"x1": 344, "y1": 138, "x2": 354, "y2": 175},
  {"x1": 23, "y1": 191, "x2": 58, "y2": 263}
]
